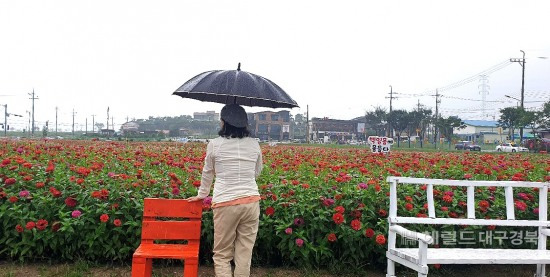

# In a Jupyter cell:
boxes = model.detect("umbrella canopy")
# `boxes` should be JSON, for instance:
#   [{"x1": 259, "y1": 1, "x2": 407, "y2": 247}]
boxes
[{"x1": 173, "y1": 63, "x2": 299, "y2": 109}]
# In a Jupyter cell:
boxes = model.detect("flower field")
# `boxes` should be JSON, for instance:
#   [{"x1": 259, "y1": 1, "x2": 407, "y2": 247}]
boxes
[{"x1": 0, "y1": 139, "x2": 549, "y2": 270}]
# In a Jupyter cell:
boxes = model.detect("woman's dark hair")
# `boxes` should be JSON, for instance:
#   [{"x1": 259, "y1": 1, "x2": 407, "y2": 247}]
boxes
[{"x1": 218, "y1": 120, "x2": 250, "y2": 138}]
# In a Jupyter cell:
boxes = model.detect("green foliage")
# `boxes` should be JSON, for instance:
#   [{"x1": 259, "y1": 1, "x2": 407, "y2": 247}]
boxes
[{"x1": 0, "y1": 140, "x2": 548, "y2": 271}]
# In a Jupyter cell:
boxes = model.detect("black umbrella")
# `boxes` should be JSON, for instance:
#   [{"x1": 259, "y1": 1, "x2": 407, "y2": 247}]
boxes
[{"x1": 173, "y1": 63, "x2": 299, "y2": 109}]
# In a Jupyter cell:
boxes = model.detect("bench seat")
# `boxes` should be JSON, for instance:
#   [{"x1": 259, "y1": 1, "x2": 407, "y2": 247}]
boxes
[
  {"x1": 389, "y1": 248, "x2": 550, "y2": 265},
  {"x1": 134, "y1": 244, "x2": 199, "y2": 260}
]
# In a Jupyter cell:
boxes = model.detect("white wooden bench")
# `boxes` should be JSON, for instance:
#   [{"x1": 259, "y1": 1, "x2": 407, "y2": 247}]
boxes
[{"x1": 385, "y1": 176, "x2": 550, "y2": 277}]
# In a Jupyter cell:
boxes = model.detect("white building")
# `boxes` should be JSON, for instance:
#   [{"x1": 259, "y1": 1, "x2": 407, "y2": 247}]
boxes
[{"x1": 120, "y1": 122, "x2": 140, "y2": 135}]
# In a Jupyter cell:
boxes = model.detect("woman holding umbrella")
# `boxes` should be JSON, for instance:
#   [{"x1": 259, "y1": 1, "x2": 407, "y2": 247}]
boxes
[{"x1": 187, "y1": 103, "x2": 263, "y2": 277}]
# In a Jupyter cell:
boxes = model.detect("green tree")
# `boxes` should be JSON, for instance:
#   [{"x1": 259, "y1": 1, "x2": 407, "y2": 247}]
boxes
[
  {"x1": 436, "y1": 116, "x2": 465, "y2": 142},
  {"x1": 497, "y1": 107, "x2": 523, "y2": 140},
  {"x1": 538, "y1": 100, "x2": 550, "y2": 129},
  {"x1": 389, "y1": 109, "x2": 410, "y2": 141},
  {"x1": 365, "y1": 106, "x2": 387, "y2": 136}
]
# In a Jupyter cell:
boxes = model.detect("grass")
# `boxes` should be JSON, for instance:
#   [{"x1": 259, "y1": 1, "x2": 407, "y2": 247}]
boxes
[{"x1": 0, "y1": 260, "x2": 545, "y2": 277}]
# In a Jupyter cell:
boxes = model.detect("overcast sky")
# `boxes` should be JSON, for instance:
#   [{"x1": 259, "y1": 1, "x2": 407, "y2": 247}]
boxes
[{"x1": 1, "y1": 0, "x2": 549, "y2": 132}]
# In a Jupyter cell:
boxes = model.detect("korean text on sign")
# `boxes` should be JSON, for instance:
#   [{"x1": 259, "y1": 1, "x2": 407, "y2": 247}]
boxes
[{"x1": 367, "y1": 136, "x2": 393, "y2": 154}]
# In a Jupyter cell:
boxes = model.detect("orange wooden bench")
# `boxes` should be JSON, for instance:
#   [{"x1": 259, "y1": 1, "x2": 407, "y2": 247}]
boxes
[{"x1": 132, "y1": 198, "x2": 203, "y2": 277}]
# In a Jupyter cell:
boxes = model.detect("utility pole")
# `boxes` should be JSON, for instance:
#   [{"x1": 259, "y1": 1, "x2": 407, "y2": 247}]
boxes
[
  {"x1": 2, "y1": 104, "x2": 23, "y2": 137},
  {"x1": 91, "y1": 114, "x2": 95, "y2": 133},
  {"x1": 72, "y1": 109, "x2": 76, "y2": 138},
  {"x1": 434, "y1": 89, "x2": 441, "y2": 148},
  {"x1": 26, "y1": 111, "x2": 31, "y2": 136},
  {"x1": 106, "y1": 107, "x2": 110, "y2": 131},
  {"x1": 28, "y1": 89, "x2": 38, "y2": 136},
  {"x1": 2, "y1": 104, "x2": 7, "y2": 137},
  {"x1": 386, "y1": 85, "x2": 398, "y2": 137},
  {"x1": 306, "y1": 105, "x2": 309, "y2": 143},
  {"x1": 55, "y1": 107, "x2": 58, "y2": 136},
  {"x1": 85, "y1": 118, "x2": 88, "y2": 135},
  {"x1": 417, "y1": 100, "x2": 421, "y2": 111},
  {"x1": 510, "y1": 50, "x2": 526, "y2": 142}
]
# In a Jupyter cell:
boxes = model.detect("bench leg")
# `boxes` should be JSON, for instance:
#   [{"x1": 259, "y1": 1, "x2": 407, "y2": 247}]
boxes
[
  {"x1": 386, "y1": 258, "x2": 396, "y2": 277},
  {"x1": 184, "y1": 258, "x2": 198, "y2": 277},
  {"x1": 535, "y1": 264, "x2": 546, "y2": 277},
  {"x1": 132, "y1": 257, "x2": 152, "y2": 277}
]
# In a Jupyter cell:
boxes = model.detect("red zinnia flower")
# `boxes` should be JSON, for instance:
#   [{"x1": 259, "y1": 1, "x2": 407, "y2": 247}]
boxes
[
  {"x1": 64, "y1": 197, "x2": 77, "y2": 207},
  {"x1": 265, "y1": 206, "x2": 275, "y2": 216},
  {"x1": 442, "y1": 195, "x2": 453, "y2": 203},
  {"x1": 327, "y1": 233, "x2": 337, "y2": 242},
  {"x1": 478, "y1": 200, "x2": 490, "y2": 209},
  {"x1": 375, "y1": 234, "x2": 386, "y2": 245},
  {"x1": 405, "y1": 203, "x2": 414, "y2": 211},
  {"x1": 35, "y1": 182, "x2": 45, "y2": 188},
  {"x1": 4, "y1": 178, "x2": 16, "y2": 185},
  {"x1": 378, "y1": 209, "x2": 388, "y2": 217},
  {"x1": 334, "y1": 205, "x2": 345, "y2": 214},
  {"x1": 365, "y1": 228, "x2": 375, "y2": 238},
  {"x1": 332, "y1": 213, "x2": 344, "y2": 225},
  {"x1": 51, "y1": 221, "x2": 61, "y2": 232},
  {"x1": 36, "y1": 219, "x2": 48, "y2": 231},
  {"x1": 15, "y1": 224, "x2": 24, "y2": 233},
  {"x1": 350, "y1": 219, "x2": 361, "y2": 231},
  {"x1": 9, "y1": 196, "x2": 18, "y2": 203},
  {"x1": 46, "y1": 162, "x2": 55, "y2": 173},
  {"x1": 192, "y1": 180, "x2": 201, "y2": 188},
  {"x1": 100, "y1": 214, "x2": 109, "y2": 223},
  {"x1": 113, "y1": 219, "x2": 122, "y2": 227},
  {"x1": 25, "y1": 221, "x2": 36, "y2": 230}
]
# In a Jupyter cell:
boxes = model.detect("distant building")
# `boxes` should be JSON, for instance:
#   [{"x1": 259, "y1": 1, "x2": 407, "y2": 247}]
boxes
[
  {"x1": 100, "y1": 129, "x2": 116, "y2": 136},
  {"x1": 193, "y1": 111, "x2": 219, "y2": 121},
  {"x1": 250, "y1": 110, "x2": 290, "y2": 141},
  {"x1": 454, "y1": 120, "x2": 500, "y2": 143},
  {"x1": 120, "y1": 122, "x2": 140, "y2": 135},
  {"x1": 310, "y1": 117, "x2": 362, "y2": 142}
]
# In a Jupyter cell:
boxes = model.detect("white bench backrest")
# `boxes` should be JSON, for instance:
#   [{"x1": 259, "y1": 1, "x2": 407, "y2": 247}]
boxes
[{"x1": 387, "y1": 177, "x2": 549, "y2": 227}]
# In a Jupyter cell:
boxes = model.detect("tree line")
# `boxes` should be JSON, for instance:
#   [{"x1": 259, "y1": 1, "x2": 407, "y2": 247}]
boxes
[{"x1": 364, "y1": 99, "x2": 550, "y2": 142}]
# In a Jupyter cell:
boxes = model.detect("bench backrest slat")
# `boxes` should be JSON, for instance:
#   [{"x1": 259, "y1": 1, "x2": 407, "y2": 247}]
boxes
[
  {"x1": 427, "y1": 184, "x2": 435, "y2": 218},
  {"x1": 387, "y1": 176, "x2": 547, "y2": 188},
  {"x1": 387, "y1": 176, "x2": 550, "y2": 227},
  {"x1": 540, "y1": 186, "x2": 549, "y2": 251},
  {"x1": 141, "y1": 220, "x2": 202, "y2": 240},
  {"x1": 143, "y1": 198, "x2": 202, "y2": 218},
  {"x1": 467, "y1": 185, "x2": 475, "y2": 219},
  {"x1": 140, "y1": 198, "x2": 203, "y2": 244},
  {"x1": 505, "y1": 186, "x2": 515, "y2": 220}
]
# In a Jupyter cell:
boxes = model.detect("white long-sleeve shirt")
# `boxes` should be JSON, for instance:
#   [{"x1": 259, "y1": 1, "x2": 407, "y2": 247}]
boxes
[{"x1": 197, "y1": 136, "x2": 263, "y2": 204}]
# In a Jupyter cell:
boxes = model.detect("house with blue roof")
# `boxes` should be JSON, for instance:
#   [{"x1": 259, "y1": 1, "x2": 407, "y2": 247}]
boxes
[
  {"x1": 454, "y1": 119, "x2": 536, "y2": 143},
  {"x1": 454, "y1": 120, "x2": 503, "y2": 143}
]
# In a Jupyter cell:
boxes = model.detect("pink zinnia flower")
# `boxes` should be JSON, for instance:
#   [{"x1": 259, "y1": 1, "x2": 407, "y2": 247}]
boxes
[
  {"x1": 19, "y1": 190, "x2": 30, "y2": 198},
  {"x1": 285, "y1": 227, "x2": 293, "y2": 235},
  {"x1": 295, "y1": 238, "x2": 304, "y2": 247},
  {"x1": 71, "y1": 210, "x2": 82, "y2": 218}
]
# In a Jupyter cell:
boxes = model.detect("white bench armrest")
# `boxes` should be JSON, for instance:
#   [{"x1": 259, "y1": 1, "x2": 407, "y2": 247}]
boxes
[
  {"x1": 390, "y1": 225, "x2": 434, "y2": 244},
  {"x1": 541, "y1": 229, "x2": 550, "y2": 237}
]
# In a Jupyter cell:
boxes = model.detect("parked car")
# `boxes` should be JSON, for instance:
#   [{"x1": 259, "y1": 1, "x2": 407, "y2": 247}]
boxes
[
  {"x1": 495, "y1": 142, "x2": 528, "y2": 152},
  {"x1": 454, "y1": 141, "x2": 481, "y2": 151},
  {"x1": 524, "y1": 138, "x2": 550, "y2": 153}
]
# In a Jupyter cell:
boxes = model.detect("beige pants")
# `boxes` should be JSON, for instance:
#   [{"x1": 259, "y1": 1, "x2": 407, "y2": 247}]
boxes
[{"x1": 212, "y1": 201, "x2": 260, "y2": 277}]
